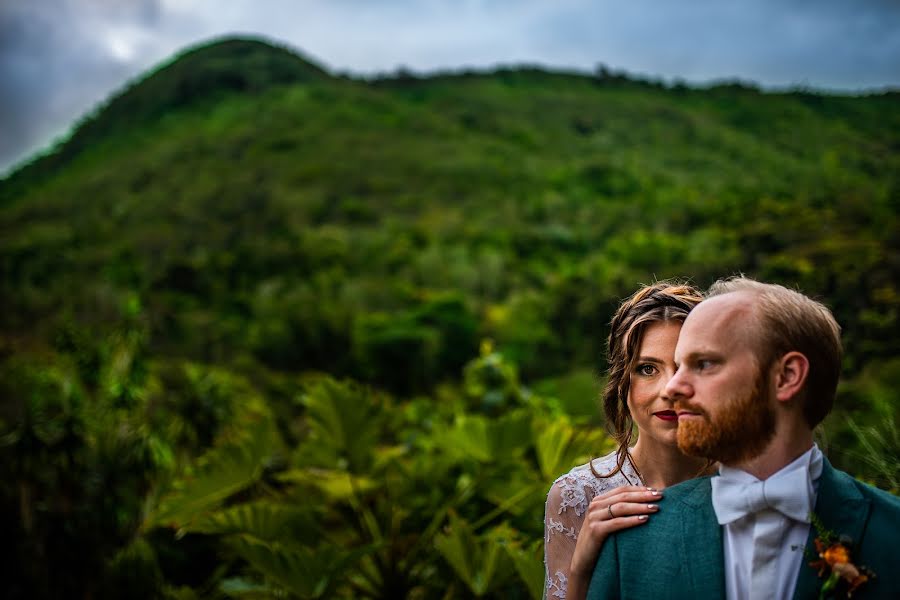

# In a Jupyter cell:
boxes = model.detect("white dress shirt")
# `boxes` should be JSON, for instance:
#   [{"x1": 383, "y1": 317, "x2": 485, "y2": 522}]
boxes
[{"x1": 712, "y1": 444, "x2": 824, "y2": 600}]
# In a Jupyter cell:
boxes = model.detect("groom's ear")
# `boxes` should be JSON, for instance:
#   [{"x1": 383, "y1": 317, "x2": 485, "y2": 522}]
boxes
[{"x1": 774, "y1": 351, "x2": 809, "y2": 403}]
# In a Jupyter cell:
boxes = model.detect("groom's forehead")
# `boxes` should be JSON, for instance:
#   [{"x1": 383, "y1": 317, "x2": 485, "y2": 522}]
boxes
[{"x1": 681, "y1": 293, "x2": 759, "y2": 346}]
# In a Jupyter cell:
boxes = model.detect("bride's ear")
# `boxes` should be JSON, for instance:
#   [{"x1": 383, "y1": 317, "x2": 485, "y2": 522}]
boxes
[{"x1": 774, "y1": 351, "x2": 809, "y2": 404}]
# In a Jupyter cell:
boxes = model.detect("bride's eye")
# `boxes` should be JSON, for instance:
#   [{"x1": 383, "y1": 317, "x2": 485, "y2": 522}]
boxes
[{"x1": 636, "y1": 364, "x2": 658, "y2": 376}]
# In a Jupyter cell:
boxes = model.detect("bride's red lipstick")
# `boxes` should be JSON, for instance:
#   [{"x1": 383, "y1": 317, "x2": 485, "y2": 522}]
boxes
[{"x1": 653, "y1": 410, "x2": 678, "y2": 422}]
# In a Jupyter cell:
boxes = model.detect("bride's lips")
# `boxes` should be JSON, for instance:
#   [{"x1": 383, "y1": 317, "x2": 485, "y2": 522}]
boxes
[{"x1": 653, "y1": 410, "x2": 678, "y2": 422}]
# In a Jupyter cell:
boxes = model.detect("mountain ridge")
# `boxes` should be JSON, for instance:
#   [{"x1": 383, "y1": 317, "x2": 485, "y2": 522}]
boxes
[
  {"x1": 5, "y1": 35, "x2": 898, "y2": 188},
  {"x1": 1, "y1": 35, "x2": 897, "y2": 390},
  {"x1": 1, "y1": 36, "x2": 333, "y2": 197}
]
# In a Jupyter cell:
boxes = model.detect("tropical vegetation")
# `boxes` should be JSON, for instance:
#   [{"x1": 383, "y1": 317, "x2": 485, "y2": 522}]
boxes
[{"x1": 1, "y1": 36, "x2": 898, "y2": 598}]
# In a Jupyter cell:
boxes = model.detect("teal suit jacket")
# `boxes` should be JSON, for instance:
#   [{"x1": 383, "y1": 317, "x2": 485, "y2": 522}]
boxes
[{"x1": 587, "y1": 459, "x2": 900, "y2": 599}]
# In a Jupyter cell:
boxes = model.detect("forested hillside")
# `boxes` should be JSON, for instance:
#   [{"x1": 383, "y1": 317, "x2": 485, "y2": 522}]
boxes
[{"x1": 2, "y1": 36, "x2": 898, "y2": 599}]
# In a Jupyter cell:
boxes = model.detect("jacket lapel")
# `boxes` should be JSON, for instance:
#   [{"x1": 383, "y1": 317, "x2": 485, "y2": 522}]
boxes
[
  {"x1": 792, "y1": 458, "x2": 871, "y2": 600},
  {"x1": 678, "y1": 478, "x2": 726, "y2": 597}
]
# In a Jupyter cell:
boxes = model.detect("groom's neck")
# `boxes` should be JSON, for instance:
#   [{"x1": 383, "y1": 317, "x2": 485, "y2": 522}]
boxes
[{"x1": 725, "y1": 420, "x2": 814, "y2": 480}]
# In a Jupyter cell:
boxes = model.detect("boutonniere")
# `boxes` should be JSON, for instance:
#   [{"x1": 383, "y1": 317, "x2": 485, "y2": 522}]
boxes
[{"x1": 807, "y1": 513, "x2": 875, "y2": 599}]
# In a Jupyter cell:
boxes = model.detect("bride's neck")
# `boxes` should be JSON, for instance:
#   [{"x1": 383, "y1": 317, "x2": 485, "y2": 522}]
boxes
[{"x1": 630, "y1": 438, "x2": 709, "y2": 489}]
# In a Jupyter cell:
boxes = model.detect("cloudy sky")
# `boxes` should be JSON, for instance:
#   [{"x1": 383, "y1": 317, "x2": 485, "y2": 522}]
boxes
[{"x1": 2, "y1": 0, "x2": 899, "y2": 175}]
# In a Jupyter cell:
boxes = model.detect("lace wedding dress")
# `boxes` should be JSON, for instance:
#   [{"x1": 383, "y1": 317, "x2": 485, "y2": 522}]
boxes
[{"x1": 543, "y1": 450, "x2": 642, "y2": 599}]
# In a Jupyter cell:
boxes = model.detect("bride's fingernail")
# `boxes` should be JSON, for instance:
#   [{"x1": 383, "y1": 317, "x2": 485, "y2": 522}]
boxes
[
  {"x1": 650, "y1": 491, "x2": 661, "y2": 496},
  {"x1": 647, "y1": 504, "x2": 658, "y2": 510},
  {"x1": 646, "y1": 487, "x2": 656, "y2": 491},
  {"x1": 637, "y1": 515, "x2": 649, "y2": 521}
]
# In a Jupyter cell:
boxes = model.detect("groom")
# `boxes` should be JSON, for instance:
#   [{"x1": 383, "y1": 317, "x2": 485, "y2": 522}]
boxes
[{"x1": 588, "y1": 277, "x2": 900, "y2": 599}]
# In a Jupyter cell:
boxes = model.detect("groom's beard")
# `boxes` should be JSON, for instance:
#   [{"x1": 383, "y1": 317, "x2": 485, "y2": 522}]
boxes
[{"x1": 675, "y1": 370, "x2": 776, "y2": 465}]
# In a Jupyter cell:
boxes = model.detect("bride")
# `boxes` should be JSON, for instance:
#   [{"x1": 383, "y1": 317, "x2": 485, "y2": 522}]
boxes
[{"x1": 543, "y1": 282, "x2": 714, "y2": 600}]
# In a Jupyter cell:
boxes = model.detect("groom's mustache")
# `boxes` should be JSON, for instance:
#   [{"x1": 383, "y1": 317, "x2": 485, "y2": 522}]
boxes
[{"x1": 674, "y1": 401, "x2": 709, "y2": 419}]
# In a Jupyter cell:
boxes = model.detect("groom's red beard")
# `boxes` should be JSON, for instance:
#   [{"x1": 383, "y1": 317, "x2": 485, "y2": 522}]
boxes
[{"x1": 675, "y1": 370, "x2": 776, "y2": 465}]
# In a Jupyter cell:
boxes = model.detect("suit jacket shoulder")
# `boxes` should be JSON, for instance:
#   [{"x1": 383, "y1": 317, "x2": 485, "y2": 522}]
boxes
[
  {"x1": 587, "y1": 476, "x2": 725, "y2": 599},
  {"x1": 842, "y1": 471, "x2": 900, "y2": 516}
]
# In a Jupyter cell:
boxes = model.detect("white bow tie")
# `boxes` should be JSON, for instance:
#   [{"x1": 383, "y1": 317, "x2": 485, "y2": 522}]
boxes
[{"x1": 711, "y1": 446, "x2": 823, "y2": 525}]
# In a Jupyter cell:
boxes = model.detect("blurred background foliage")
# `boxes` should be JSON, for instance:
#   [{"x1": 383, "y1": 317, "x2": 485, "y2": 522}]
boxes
[{"x1": 1, "y1": 37, "x2": 898, "y2": 598}]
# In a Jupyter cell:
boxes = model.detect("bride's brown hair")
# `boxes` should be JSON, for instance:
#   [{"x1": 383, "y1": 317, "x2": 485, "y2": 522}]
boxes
[{"x1": 591, "y1": 281, "x2": 703, "y2": 482}]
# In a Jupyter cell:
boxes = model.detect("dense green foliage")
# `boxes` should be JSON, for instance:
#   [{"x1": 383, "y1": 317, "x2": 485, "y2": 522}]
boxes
[{"x1": 1, "y1": 36, "x2": 898, "y2": 598}]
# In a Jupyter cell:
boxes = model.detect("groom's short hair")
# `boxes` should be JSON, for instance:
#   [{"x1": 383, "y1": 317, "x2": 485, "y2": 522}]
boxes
[{"x1": 707, "y1": 276, "x2": 842, "y2": 427}]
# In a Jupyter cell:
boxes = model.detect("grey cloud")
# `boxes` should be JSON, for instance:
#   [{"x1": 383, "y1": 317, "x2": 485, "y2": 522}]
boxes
[
  {"x1": 530, "y1": 0, "x2": 900, "y2": 89},
  {"x1": 0, "y1": 0, "x2": 171, "y2": 174}
]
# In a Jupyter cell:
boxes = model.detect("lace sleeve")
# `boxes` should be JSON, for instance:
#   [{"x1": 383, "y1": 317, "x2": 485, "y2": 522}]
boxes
[
  {"x1": 543, "y1": 474, "x2": 588, "y2": 600},
  {"x1": 543, "y1": 456, "x2": 634, "y2": 600}
]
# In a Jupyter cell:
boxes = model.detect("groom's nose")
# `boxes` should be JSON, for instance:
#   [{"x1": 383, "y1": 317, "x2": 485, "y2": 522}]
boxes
[{"x1": 664, "y1": 366, "x2": 692, "y2": 401}]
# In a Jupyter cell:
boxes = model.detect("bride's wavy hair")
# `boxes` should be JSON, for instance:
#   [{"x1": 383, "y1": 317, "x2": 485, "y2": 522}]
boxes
[{"x1": 591, "y1": 281, "x2": 704, "y2": 482}]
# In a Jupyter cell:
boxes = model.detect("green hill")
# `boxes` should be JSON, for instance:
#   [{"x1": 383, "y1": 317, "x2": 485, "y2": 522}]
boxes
[
  {"x1": 4, "y1": 37, "x2": 898, "y2": 385},
  {"x1": 1, "y1": 36, "x2": 898, "y2": 598},
  {"x1": 1, "y1": 37, "x2": 332, "y2": 204}
]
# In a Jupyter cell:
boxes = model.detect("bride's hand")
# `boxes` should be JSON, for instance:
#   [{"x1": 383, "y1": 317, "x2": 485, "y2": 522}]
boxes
[{"x1": 569, "y1": 485, "x2": 662, "y2": 578}]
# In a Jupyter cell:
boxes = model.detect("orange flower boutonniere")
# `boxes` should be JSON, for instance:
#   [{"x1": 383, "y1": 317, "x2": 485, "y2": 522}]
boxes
[{"x1": 808, "y1": 514, "x2": 876, "y2": 599}]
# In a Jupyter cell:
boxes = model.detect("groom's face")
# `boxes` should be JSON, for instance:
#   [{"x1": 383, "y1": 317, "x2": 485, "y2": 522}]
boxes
[{"x1": 665, "y1": 293, "x2": 777, "y2": 465}]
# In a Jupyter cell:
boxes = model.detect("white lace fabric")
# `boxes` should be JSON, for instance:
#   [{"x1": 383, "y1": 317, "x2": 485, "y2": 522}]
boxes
[{"x1": 543, "y1": 450, "x2": 641, "y2": 600}]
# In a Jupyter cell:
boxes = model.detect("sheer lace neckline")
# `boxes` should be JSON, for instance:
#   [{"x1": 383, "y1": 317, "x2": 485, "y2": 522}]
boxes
[{"x1": 591, "y1": 449, "x2": 644, "y2": 486}]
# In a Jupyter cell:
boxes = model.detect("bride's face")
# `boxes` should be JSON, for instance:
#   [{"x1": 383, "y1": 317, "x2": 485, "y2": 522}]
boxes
[{"x1": 627, "y1": 321, "x2": 681, "y2": 448}]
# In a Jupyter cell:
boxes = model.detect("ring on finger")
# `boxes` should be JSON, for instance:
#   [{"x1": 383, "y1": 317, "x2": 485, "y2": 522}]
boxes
[{"x1": 607, "y1": 504, "x2": 615, "y2": 519}]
